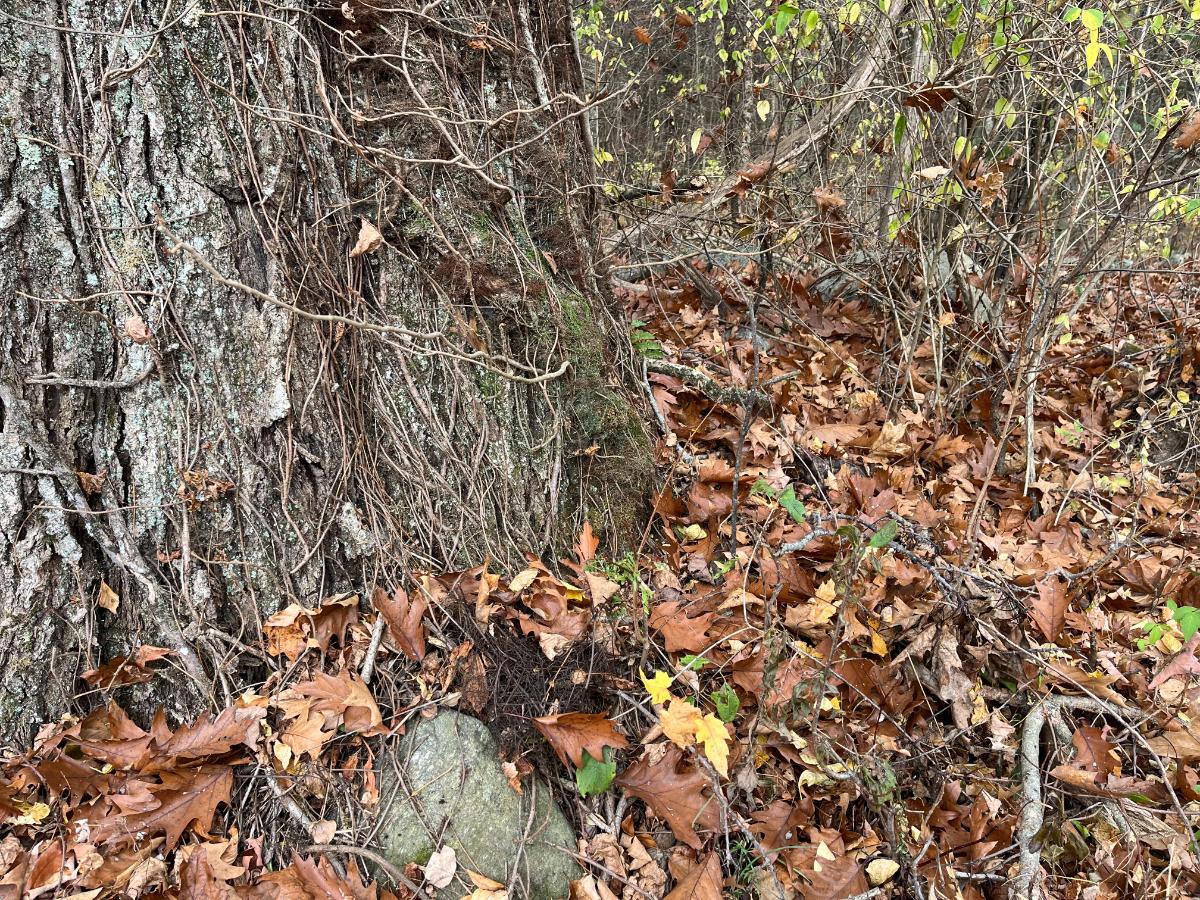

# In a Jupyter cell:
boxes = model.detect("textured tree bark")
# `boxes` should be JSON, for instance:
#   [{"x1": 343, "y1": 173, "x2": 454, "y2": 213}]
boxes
[{"x1": 0, "y1": 0, "x2": 649, "y2": 745}]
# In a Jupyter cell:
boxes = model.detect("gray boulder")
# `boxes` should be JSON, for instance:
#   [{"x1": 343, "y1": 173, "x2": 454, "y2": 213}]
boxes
[{"x1": 372, "y1": 710, "x2": 582, "y2": 899}]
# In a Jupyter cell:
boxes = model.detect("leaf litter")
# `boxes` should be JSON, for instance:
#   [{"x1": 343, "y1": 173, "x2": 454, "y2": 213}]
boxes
[{"x1": 4, "y1": 263, "x2": 1200, "y2": 898}]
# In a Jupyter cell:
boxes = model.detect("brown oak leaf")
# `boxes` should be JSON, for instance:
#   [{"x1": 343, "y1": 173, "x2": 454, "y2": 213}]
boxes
[
  {"x1": 95, "y1": 765, "x2": 232, "y2": 850},
  {"x1": 1071, "y1": 726, "x2": 1118, "y2": 782},
  {"x1": 665, "y1": 851, "x2": 723, "y2": 900},
  {"x1": 615, "y1": 745, "x2": 719, "y2": 849},
  {"x1": 374, "y1": 585, "x2": 427, "y2": 661},
  {"x1": 294, "y1": 672, "x2": 383, "y2": 734},
  {"x1": 532, "y1": 712, "x2": 629, "y2": 768},
  {"x1": 1030, "y1": 575, "x2": 1069, "y2": 642}
]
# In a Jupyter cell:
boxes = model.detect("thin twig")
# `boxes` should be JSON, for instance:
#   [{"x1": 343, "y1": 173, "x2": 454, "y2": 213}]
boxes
[{"x1": 305, "y1": 843, "x2": 423, "y2": 895}]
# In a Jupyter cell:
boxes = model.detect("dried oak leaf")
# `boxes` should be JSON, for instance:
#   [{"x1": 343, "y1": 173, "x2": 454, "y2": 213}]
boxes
[
  {"x1": 1151, "y1": 633, "x2": 1200, "y2": 689},
  {"x1": 811, "y1": 186, "x2": 845, "y2": 215},
  {"x1": 615, "y1": 745, "x2": 719, "y2": 849},
  {"x1": 649, "y1": 600, "x2": 714, "y2": 653},
  {"x1": 801, "y1": 849, "x2": 868, "y2": 900},
  {"x1": 902, "y1": 82, "x2": 958, "y2": 113},
  {"x1": 574, "y1": 522, "x2": 600, "y2": 565},
  {"x1": 261, "y1": 854, "x2": 380, "y2": 900},
  {"x1": 665, "y1": 851, "x2": 723, "y2": 900},
  {"x1": 1174, "y1": 111, "x2": 1200, "y2": 150},
  {"x1": 95, "y1": 765, "x2": 232, "y2": 850},
  {"x1": 1071, "y1": 726, "x2": 1119, "y2": 781},
  {"x1": 294, "y1": 671, "x2": 383, "y2": 734},
  {"x1": 349, "y1": 219, "x2": 383, "y2": 258},
  {"x1": 74, "y1": 841, "x2": 162, "y2": 892},
  {"x1": 75, "y1": 703, "x2": 154, "y2": 769},
  {"x1": 1146, "y1": 725, "x2": 1200, "y2": 761},
  {"x1": 373, "y1": 585, "x2": 427, "y2": 661},
  {"x1": 26, "y1": 840, "x2": 67, "y2": 900},
  {"x1": 751, "y1": 800, "x2": 812, "y2": 860},
  {"x1": 148, "y1": 705, "x2": 265, "y2": 762},
  {"x1": 124, "y1": 315, "x2": 153, "y2": 344},
  {"x1": 82, "y1": 646, "x2": 175, "y2": 688},
  {"x1": 97, "y1": 580, "x2": 120, "y2": 614},
  {"x1": 1030, "y1": 575, "x2": 1069, "y2": 642},
  {"x1": 177, "y1": 851, "x2": 238, "y2": 900},
  {"x1": 264, "y1": 594, "x2": 359, "y2": 661},
  {"x1": 77, "y1": 470, "x2": 107, "y2": 495},
  {"x1": 532, "y1": 712, "x2": 629, "y2": 768}
]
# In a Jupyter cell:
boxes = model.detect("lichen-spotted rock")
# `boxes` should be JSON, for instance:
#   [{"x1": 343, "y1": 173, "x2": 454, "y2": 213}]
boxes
[{"x1": 373, "y1": 710, "x2": 581, "y2": 899}]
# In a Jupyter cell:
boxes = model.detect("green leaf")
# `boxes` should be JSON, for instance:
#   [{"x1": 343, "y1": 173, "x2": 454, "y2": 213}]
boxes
[
  {"x1": 576, "y1": 748, "x2": 617, "y2": 797},
  {"x1": 775, "y1": 2, "x2": 799, "y2": 35},
  {"x1": 869, "y1": 520, "x2": 899, "y2": 549},
  {"x1": 778, "y1": 486, "x2": 807, "y2": 524},
  {"x1": 712, "y1": 684, "x2": 740, "y2": 722},
  {"x1": 1174, "y1": 606, "x2": 1200, "y2": 641},
  {"x1": 1080, "y1": 8, "x2": 1104, "y2": 30},
  {"x1": 751, "y1": 478, "x2": 777, "y2": 499},
  {"x1": 836, "y1": 524, "x2": 861, "y2": 544},
  {"x1": 680, "y1": 654, "x2": 709, "y2": 671}
]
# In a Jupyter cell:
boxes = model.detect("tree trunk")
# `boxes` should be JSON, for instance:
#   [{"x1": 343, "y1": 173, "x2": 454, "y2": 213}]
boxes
[{"x1": 0, "y1": 0, "x2": 650, "y2": 745}]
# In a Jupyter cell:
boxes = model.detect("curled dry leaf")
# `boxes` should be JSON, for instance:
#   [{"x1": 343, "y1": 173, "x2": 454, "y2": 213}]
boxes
[
  {"x1": 97, "y1": 580, "x2": 120, "y2": 614},
  {"x1": 1174, "y1": 110, "x2": 1200, "y2": 150},
  {"x1": 348, "y1": 218, "x2": 383, "y2": 257},
  {"x1": 373, "y1": 585, "x2": 427, "y2": 661},
  {"x1": 123, "y1": 315, "x2": 152, "y2": 344},
  {"x1": 293, "y1": 671, "x2": 383, "y2": 734},
  {"x1": 263, "y1": 594, "x2": 359, "y2": 661},
  {"x1": 310, "y1": 819, "x2": 337, "y2": 844}
]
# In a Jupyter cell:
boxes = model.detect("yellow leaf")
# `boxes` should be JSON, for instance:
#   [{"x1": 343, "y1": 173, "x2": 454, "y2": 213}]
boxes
[
  {"x1": 640, "y1": 669, "x2": 673, "y2": 706},
  {"x1": 694, "y1": 712, "x2": 730, "y2": 777},
  {"x1": 681, "y1": 523, "x2": 707, "y2": 541},
  {"x1": 660, "y1": 698, "x2": 703, "y2": 748},
  {"x1": 97, "y1": 580, "x2": 120, "y2": 613},
  {"x1": 798, "y1": 769, "x2": 833, "y2": 788},
  {"x1": 9, "y1": 801, "x2": 51, "y2": 825},
  {"x1": 466, "y1": 870, "x2": 506, "y2": 891},
  {"x1": 869, "y1": 627, "x2": 889, "y2": 657},
  {"x1": 867, "y1": 858, "x2": 900, "y2": 885},
  {"x1": 970, "y1": 682, "x2": 989, "y2": 727},
  {"x1": 508, "y1": 567, "x2": 539, "y2": 593},
  {"x1": 808, "y1": 580, "x2": 839, "y2": 624}
]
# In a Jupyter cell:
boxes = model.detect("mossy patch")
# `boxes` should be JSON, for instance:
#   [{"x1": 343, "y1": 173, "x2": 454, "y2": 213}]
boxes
[{"x1": 555, "y1": 292, "x2": 654, "y2": 554}]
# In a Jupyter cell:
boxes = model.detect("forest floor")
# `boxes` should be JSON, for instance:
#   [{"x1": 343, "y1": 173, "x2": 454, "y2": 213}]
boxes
[{"x1": 4, "y1": 259, "x2": 1200, "y2": 899}]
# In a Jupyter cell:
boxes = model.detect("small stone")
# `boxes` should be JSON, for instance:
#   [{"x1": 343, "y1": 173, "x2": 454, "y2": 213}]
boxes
[{"x1": 373, "y1": 710, "x2": 581, "y2": 899}]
